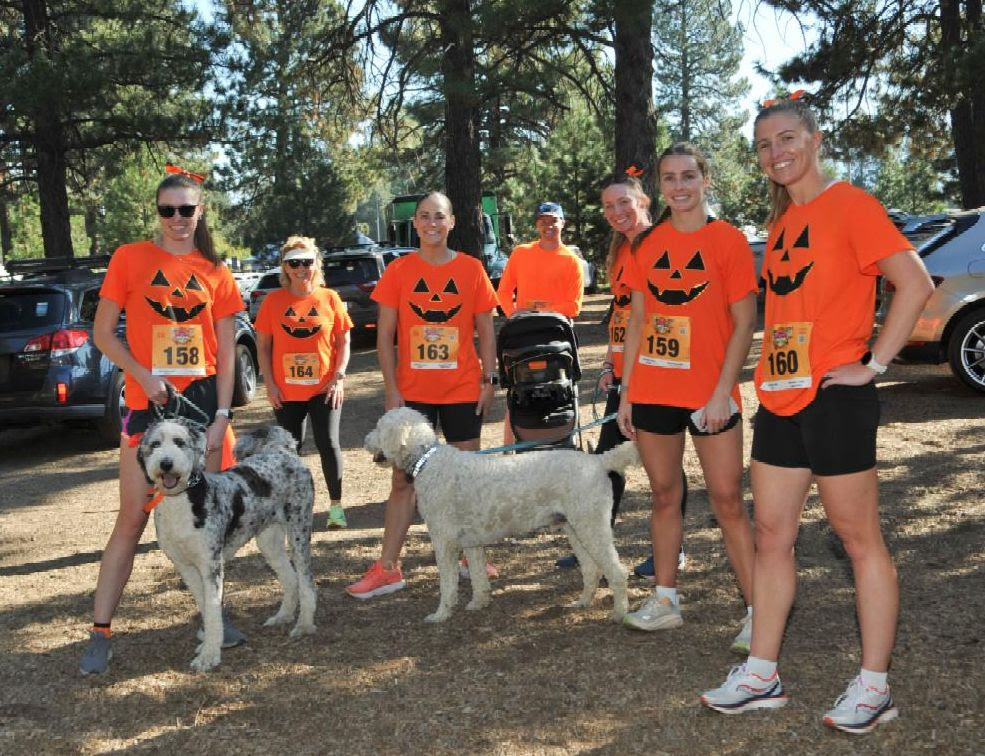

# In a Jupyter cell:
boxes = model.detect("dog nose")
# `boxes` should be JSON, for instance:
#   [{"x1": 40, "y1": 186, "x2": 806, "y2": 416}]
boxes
[{"x1": 160, "y1": 458, "x2": 173, "y2": 472}]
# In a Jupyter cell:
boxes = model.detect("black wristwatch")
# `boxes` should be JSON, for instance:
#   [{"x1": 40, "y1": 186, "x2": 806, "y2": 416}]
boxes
[{"x1": 483, "y1": 373, "x2": 500, "y2": 386}]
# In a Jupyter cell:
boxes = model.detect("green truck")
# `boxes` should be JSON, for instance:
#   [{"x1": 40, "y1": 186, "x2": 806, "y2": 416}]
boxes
[{"x1": 386, "y1": 192, "x2": 512, "y2": 287}]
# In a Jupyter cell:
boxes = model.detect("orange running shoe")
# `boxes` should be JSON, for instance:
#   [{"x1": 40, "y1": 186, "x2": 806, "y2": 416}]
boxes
[{"x1": 345, "y1": 561, "x2": 405, "y2": 600}]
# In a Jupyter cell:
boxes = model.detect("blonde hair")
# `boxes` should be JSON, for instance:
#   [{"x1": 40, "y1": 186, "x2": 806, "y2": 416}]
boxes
[
  {"x1": 754, "y1": 99, "x2": 823, "y2": 227},
  {"x1": 600, "y1": 174, "x2": 652, "y2": 281},
  {"x1": 279, "y1": 235, "x2": 324, "y2": 288}
]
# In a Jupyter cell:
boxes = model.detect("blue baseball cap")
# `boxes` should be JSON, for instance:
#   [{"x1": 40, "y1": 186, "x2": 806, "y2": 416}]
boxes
[{"x1": 535, "y1": 202, "x2": 564, "y2": 220}]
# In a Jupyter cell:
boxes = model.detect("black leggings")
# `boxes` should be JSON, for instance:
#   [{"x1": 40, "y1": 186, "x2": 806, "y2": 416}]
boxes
[
  {"x1": 274, "y1": 394, "x2": 343, "y2": 500},
  {"x1": 594, "y1": 380, "x2": 688, "y2": 524}
]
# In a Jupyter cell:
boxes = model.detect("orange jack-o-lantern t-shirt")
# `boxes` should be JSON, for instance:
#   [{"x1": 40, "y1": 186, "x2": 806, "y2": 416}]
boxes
[
  {"x1": 255, "y1": 286, "x2": 353, "y2": 402},
  {"x1": 623, "y1": 220, "x2": 758, "y2": 410},
  {"x1": 99, "y1": 241, "x2": 244, "y2": 410},
  {"x1": 754, "y1": 182, "x2": 913, "y2": 415},
  {"x1": 607, "y1": 240, "x2": 635, "y2": 379},
  {"x1": 372, "y1": 251, "x2": 499, "y2": 403}
]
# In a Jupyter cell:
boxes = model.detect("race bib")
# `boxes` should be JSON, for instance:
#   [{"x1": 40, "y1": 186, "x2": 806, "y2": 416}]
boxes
[
  {"x1": 282, "y1": 352, "x2": 322, "y2": 385},
  {"x1": 760, "y1": 322, "x2": 813, "y2": 391},
  {"x1": 609, "y1": 308, "x2": 628, "y2": 353},
  {"x1": 152, "y1": 324, "x2": 206, "y2": 376},
  {"x1": 640, "y1": 314, "x2": 691, "y2": 369},
  {"x1": 410, "y1": 325, "x2": 459, "y2": 369}
]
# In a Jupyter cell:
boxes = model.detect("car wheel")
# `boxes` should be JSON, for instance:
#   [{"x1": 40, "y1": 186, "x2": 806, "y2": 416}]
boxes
[
  {"x1": 232, "y1": 342, "x2": 258, "y2": 406},
  {"x1": 97, "y1": 370, "x2": 126, "y2": 446},
  {"x1": 947, "y1": 308, "x2": 985, "y2": 393}
]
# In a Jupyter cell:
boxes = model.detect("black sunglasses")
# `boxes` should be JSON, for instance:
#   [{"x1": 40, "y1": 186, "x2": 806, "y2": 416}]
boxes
[
  {"x1": 286, "y1": 259, "x2": 315, "y2": 269},
  {"x1": 157, "y1": 204, "x2": 198, "y2": 218}
]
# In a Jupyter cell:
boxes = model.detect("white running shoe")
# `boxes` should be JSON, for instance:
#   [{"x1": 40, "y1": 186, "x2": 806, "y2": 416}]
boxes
[
  {"x1": 730, "y1": 613, "x2": 752, "y2": 655},
  {"x1": 700, "y1": 663, "x2": 789, "y2": 714},
  {"x1": 823, "y1": 676, "x2": 898, "y2": 734},
  {"x1": 622, "y1": 594, "x2": 683, "y2": 631}
]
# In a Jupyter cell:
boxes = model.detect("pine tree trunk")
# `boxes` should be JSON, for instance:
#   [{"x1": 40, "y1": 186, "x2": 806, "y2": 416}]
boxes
[
  {"x1": 439, "y1": 0, "x2": 483, "y2": 260},
  {"x1": 613, "y1": 0, "x2": 658, "y2": 199},
  {"x1": 941, "y1": 0, "x2": 985, "y2": 208},
  {"x1": 22, "y1": 0, "x2": 74, "y2": 259}
]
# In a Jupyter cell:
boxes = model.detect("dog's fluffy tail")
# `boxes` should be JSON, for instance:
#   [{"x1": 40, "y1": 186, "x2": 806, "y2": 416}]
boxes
[{"x1": 599, "y1": 441, "x2": 639, "y2": 473}]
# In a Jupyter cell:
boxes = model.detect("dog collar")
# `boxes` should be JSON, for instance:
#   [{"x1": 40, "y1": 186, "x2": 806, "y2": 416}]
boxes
[{"x1": 409, "y1": 445, "x2": 439, "y2": 480}]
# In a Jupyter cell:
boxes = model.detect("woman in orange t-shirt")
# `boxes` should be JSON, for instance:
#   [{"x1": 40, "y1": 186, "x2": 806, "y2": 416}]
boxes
[
  {"x1": 256, "y1": 236, "x2": 352, "y2": 529},
  {"x1": 81, "y1": 167, "x2": 245, "y2": 675},
  {"x1": 616, "y1": 144, "x2": 757, "y2": 648},
  {"x1": 345, "y1": 192, "x2": 499, "y2": 599},
  {"x1": 700, "y1": 96, "x2": 933, "y2": 732},
  {"x1": 555, "y1": 173, "x2": 688, "y2": 576}
]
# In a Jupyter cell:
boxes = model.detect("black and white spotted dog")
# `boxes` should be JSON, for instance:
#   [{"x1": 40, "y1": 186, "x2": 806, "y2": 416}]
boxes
[{"x1": 137, "y1": 419, "x2": 317, "y2": 672}]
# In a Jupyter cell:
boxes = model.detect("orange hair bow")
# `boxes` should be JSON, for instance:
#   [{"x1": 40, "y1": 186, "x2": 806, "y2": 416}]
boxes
[
  {"x1": 165, "y1": 162, "x2": 206, "y2": 184},
  {"x1": 625, "y1": 165, "x2": 644, "y2": 178},
  {"x1": 761, "y1": 89, "x2": 807, "y2": 109}
]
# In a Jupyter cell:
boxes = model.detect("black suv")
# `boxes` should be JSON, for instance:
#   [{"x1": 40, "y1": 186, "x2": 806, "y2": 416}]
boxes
[
  {"x1": 0, "y1": 256, "x2": 259, "y2": 445},
  {"x1": 322, "y1": 248, "x2": 386, "y2": 335}
]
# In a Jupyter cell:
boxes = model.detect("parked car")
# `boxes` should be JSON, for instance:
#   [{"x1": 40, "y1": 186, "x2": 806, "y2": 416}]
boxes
[
  {"x1": 322, "y1": 248, "x2": 387, "y2": 336},
  {"x1": 878, "y1": 208, "x2": 985, "y2": 393},
  {"x1": 0, "y1": 256, "x2": 259, "y2": 446},
  {"x1": 483, "y1": 246, "x2": 509, "y2": 289},
  {"x1": 564, "y1": 245, "x2": 598, "y2": 293}
]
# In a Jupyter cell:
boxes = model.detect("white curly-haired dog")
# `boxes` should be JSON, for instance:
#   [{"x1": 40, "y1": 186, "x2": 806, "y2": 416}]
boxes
[
  {"x1": 366, "y1": 407, "x2": 636, "y2": 623},
  {"x1": 138, "y1": 419, "x2": 317, "y2": 671}
]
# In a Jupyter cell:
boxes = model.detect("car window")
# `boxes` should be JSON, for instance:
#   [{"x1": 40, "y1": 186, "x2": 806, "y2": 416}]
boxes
[
  {"x1": 0, "y1": 290, "x2": 68, "y2": 333},
  {"x1": 258, "y1": 272, "x2": 281, "y2": 289},
  {"x1": 79, "y1": 288, "x2": 100, "y2": 323},
  {"x1": 324, "y1": 258, "x2": 380, "y2": 286}
]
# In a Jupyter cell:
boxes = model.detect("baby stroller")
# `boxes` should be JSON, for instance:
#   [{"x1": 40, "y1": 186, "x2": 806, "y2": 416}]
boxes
[{"x1": 497, "y1": 311, "x2": 582, "y2": 449}]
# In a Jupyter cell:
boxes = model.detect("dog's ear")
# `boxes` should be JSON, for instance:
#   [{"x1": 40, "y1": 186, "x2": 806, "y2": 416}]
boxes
[{"x1": 135, "y1": 437, "x2": 154, "y2": 485}]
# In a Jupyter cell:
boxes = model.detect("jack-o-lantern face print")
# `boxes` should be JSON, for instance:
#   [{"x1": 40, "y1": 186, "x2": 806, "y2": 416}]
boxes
[
  {"x1": 408, "y1": 276, "x2": 462, "y2": 323},
  {"x1": 145, "y1": 269, "x2": 208, "y2": 322},
  {"x1": 767, "y1": 225, "x2": 814, "y2": 296},
  {"x1": 280, "y1": 305, "x2": 322, "y2": 338},
  {"x1": 646, "y1": 249, "x2": 709, "y2": 306},
  {"x1": 612, "y1": 265, "x2": 632, "y2": 307}
]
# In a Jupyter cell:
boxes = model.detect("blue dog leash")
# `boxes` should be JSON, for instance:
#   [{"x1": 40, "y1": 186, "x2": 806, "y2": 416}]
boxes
[{"x1": 475, "y1": 412, "x2": 618, "y2": 455}]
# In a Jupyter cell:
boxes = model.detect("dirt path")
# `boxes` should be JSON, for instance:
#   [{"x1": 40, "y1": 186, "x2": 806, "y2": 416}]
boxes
[{"x1": 1, "y1": 294, "x2": 983, "y2": 754}]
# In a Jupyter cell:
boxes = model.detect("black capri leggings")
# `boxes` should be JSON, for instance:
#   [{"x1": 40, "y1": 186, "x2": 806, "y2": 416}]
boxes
[
  {"x1": 594, "y1": 379, "x2": 687, "y2": 523},
  {"x1": 274, "y1": 394, "x2": 343, "y2": 500}
]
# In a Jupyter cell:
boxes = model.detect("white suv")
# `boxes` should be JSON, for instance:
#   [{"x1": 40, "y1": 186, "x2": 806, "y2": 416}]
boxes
[{"x1": 879, "y1": 209, "x2": 985, "y2": 393}]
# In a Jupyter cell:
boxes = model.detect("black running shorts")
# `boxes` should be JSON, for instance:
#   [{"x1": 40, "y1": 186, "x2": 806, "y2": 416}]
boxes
[
  {"x1": 632, "y1": 402, "x2": 740, "y2": 437},
  {"x1": 751, "y1": 383, "x2": 880, "y2": 476},
  {"x1": 123, "y1": 375, "x2": 219, "y2": 437},
  {"x1": 405, "y1": 401, "x2": 483, "y2": 443}
]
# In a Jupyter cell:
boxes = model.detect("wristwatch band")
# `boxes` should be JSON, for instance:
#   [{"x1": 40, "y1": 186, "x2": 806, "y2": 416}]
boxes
[
  {"x1": 865, "y1": 356, "x2": 888, "y2": 374},
  {"x1": 215, "y1": 408, "x2": 232, "y2": 419}
]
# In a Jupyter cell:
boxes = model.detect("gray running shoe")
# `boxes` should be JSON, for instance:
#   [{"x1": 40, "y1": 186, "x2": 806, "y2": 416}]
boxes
[
  {"x1": 622, "y1": 593, "x2": 683, "y2": 631},
  {"x1": 79, "y1": 632, "x2": 112, "y2": 675},
  {"x1": 197, "y1": 609, "x2": 247, "y2": 648}
]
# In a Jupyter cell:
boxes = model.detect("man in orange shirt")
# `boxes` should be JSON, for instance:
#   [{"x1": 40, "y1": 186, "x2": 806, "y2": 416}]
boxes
[
  {"x1": 499, "y1": 202, "x2": 583, "y2": 445},
  {"x1": 498, "y1": 202, "x2": 583, "y2": 318}
]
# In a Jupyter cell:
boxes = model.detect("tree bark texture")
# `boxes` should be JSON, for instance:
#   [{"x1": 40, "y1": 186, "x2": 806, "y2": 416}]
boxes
[
  {"x1": 613, "y1": 0, "x2": 658, "y2": 200},
  {"x1": 941, "y1": 0, "x2": 985, "y2": 208},
  {"x1": 439, "y1": 0, "x2": 483, "y2": 259},
  {"x1": 22, "y1": 0, "x2": 75, "y2": 258}
]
